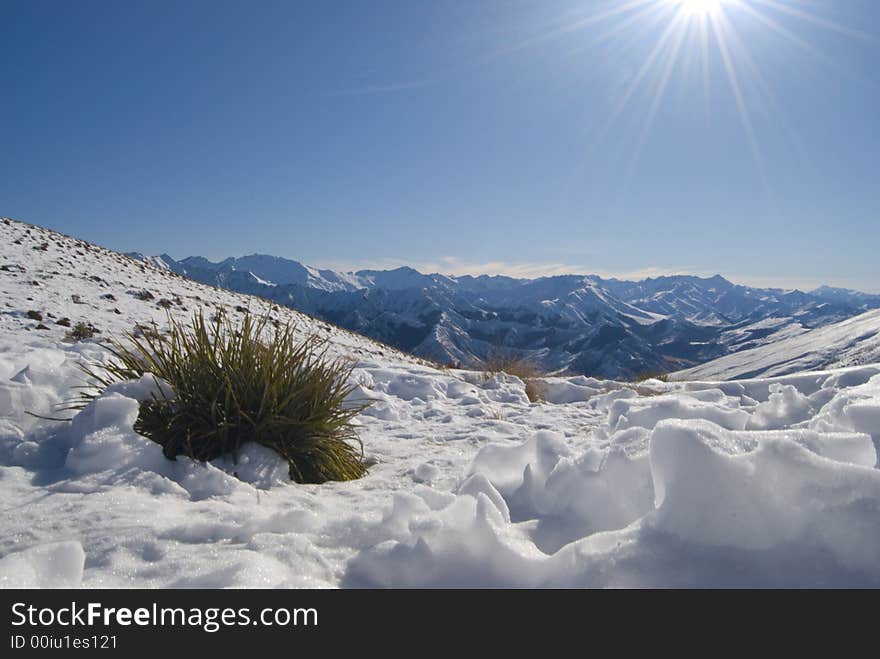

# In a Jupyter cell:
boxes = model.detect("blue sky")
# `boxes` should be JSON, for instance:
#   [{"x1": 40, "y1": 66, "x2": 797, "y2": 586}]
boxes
[{"x1": 2, "y1": 0, "x2": 878, "y2": 292}]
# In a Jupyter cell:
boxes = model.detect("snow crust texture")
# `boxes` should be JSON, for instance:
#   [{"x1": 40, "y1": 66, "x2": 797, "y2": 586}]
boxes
[
  {"x1": 2, "y1": 218, "x2": 880, "y2": 588},
  {"x1": 3, "y1": 331, "x2": 880, "y2": 587}
]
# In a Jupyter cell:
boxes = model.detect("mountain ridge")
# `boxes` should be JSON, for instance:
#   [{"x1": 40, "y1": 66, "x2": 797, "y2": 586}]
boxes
[{"x1": 128, "y1": 250, "x2": 879, "y2": 379}]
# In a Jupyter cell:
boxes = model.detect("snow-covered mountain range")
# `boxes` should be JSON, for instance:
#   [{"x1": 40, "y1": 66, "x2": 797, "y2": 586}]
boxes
[
  {"x1": 129, "y1": 251, "x2": 880, "y2": 379},
  {"x1": 4, "y1": 217, "x2": 880, "y2": 588}
]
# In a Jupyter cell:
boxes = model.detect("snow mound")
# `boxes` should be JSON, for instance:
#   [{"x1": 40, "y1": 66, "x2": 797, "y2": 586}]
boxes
[
  {"x1": 347, "y1": 368, "x2": 880, "y2": 587},
  {"x1": 651, "y1": 420, "x2": 880, "y2": 574},
  {"x1": 0, "y1": 541, "x2": 85, "y2": 588},
  {"x1": 58, "y1": 374, "x2": 297, "y2": 496},
  {"x1": 607, "y1": 394, "x2": 750, "y2": 431}
]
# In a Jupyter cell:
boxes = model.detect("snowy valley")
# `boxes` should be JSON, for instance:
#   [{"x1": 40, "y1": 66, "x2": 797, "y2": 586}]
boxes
[{"x1": 2, "y1": 217, "x2": 880, "y2": 588}]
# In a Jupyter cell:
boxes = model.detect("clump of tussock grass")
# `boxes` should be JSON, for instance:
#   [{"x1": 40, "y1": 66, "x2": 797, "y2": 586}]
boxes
[
  {"x1": 70, "y1": 310, "x2": 370, "y2": 484},
  {"x1": 523, "y1": 379, "x2": 545, "y2": 404},
  {"x1": 483, "y1": 350, "x2": 545, "y2": 403},
  {"x1": 66, "y1": 321, "x2": 99, "y2": 341}
]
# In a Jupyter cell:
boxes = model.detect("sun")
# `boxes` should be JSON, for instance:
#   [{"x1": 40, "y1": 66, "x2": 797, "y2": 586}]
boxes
[
  {"x1": 510, "y1": 0, "x2": 871, "y2": 195},
  {"x1": 674, "y1": 0, "x2": 725, "y2": 17}
]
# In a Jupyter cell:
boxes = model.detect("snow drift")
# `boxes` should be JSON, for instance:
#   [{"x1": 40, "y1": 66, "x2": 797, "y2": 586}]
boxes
[{"x1": 347, "y1": 367, "x2": 880, "y2": 587}]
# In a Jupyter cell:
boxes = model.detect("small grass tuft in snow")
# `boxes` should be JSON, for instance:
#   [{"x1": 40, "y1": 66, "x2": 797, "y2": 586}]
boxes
[
  {"x1": 523, "y1": 379, "x2": 545, "y2": 404},
  {"x1": 72, "y1": 310, "x2": 371, "y2": 484},
  {"x1": 483, "y1": 350, "x2": 545, "y2": 403},
  {"x1": 66, "y1": 322, "x2": 99, "y2": 341}
]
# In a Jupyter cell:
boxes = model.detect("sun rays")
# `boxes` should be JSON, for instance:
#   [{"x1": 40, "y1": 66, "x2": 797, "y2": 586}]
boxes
[{"x1": 531, "y1": 0, "x2": 873, "y2": 190}]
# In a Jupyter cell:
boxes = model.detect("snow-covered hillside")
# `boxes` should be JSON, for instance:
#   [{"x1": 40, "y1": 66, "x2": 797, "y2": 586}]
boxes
[
  {"x1": 672, "y1": 309, "x2": 880, "y2": 381},
  {"x1": 3, "y1": 218, "x2": 880, "y2": 588},
  {"x1": 0, "y1": 219, "x2": 422, "y2": 368}
]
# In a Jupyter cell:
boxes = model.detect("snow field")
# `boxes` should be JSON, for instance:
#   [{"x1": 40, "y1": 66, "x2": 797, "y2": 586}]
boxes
[{"x1": 2, "y1": 330, "x2": 880, "y2": 587}]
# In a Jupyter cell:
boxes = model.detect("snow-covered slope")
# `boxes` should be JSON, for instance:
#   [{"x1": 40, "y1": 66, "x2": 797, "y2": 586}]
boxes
[
  {"x1": 672, "y1": 309, "x2": 880, "y2": 381},
  {"x1": 2, "y1": 219, "x2": 421, "y2": 369},
  {"x1": 3, "y1": 217, "x2": 880, "y2": 588}
]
